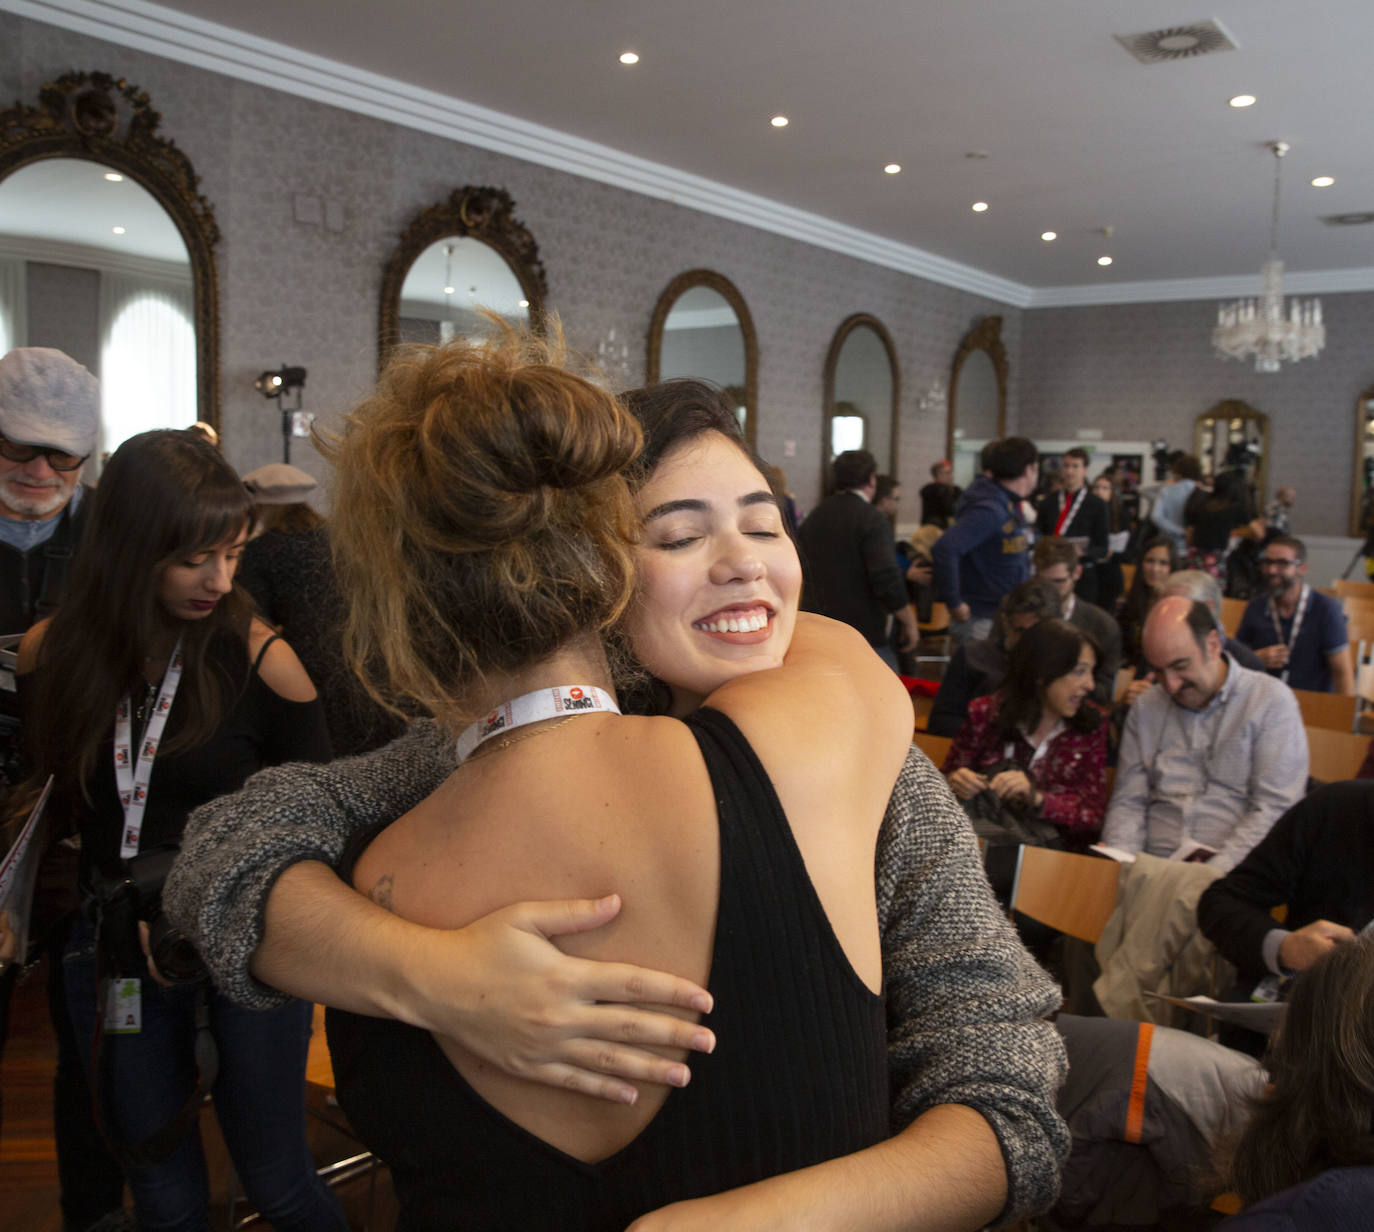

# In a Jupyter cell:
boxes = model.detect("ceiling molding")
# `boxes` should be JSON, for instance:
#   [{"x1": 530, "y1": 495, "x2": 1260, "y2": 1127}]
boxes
[{"x1": 9, "y1": 0, "x2": 1373, "y2": 312}]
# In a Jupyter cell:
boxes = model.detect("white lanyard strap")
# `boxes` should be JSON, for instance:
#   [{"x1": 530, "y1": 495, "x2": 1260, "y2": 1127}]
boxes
[
  {"x1": 115, "y1": 633, "x2": 185, "y2": 859},
  {"x1": 454, "y1": 684, "x2": 620, "y2": 764},
  {"x1": 1268, "y1": 585, "x2": 1309, "y2": 685}
]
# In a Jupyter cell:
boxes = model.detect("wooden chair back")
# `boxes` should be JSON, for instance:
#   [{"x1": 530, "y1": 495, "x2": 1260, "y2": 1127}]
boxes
[
  {"x1": 1220, "y1": 597, "x2": 1246, "y2": 637},
  {"x1": 1292, "y1": 688, "x2": 1357, "y2": 733},
  {"x1": 912, "y1": 692, "x2": 934, "y2": 733},
  {"x1": 912, "y1": 730, "x2": 953, "y2": 767},
  {"x1": 1334, "y1": 578, "x2": 1374, "y2": 602},
  {"x1": 1119, "y1": 562, "x2": 1136, "y2": 595},
  {"x1": 1009, "y1": 846, "x2": 1122, "y2": 944},
  {"x1": 1342, "y1": 599, "x2": 1374, "y2": 649},
  {"x1": 1304, "y1": 725, "x2": 1370, "y2": 784}
]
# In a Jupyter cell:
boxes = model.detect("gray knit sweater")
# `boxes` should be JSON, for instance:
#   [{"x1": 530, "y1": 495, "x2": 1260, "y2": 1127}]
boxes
[{"x1": 165, "y1": 729, "x2": 1068, "y2": 1224}]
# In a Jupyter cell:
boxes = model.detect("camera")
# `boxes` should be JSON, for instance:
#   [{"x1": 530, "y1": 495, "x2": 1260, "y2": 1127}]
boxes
[{"x1": 93, "y1": 847, "x2": 206, "y2": 985}]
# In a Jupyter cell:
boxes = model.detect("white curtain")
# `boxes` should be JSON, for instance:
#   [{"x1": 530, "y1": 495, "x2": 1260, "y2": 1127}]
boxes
[
  {"x1": 0, "y1": 256, "x2": 27, "y2": 356},
  {"x1": 99, "y1": 271, "x2": 195, "y2": 463}
]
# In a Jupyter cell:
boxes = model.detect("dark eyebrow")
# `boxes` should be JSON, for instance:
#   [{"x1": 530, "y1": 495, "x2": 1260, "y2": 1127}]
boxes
[
  {"x1": 741, "y1": 490, "x2": 779, "y2": 509},
  {"x1": 643, "y1": 498, "x2": 708, "y2": 521}
]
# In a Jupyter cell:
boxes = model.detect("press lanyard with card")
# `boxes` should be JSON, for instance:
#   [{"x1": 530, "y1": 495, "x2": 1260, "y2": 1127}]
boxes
[
  {"x1": 105, "y1": 977, "x2": 143, "y2": 1033},
  {"x1": 114, "y1": 633, "x2": 185, "y2": 861},
  {"x1": 1268, "y1": 584, "x2": 1309, "y2": 686},
  {"x1": 1054, "y1": 486, "x2": 1086, "y2": 537}
]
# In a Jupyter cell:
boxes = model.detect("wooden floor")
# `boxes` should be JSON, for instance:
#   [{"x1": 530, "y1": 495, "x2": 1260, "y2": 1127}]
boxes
[{"x1": 0, "y1": 956, "x2": 397, "y2": 1232}]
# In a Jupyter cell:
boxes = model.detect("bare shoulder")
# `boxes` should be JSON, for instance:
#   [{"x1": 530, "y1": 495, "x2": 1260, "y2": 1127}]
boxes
[
  {"x1": 17, "y1": 617, "x2": 51, "y2": 673},
  {"x1": 248, "y1": 617, "x2": 317, "y2": 703}
]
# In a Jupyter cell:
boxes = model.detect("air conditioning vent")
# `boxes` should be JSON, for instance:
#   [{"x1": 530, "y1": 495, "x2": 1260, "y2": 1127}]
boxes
[
  {"x1": 1321, "y1": 212, "x2": 1374, "y2": 227},
  {"x1": 1115, "y1": 19, "x2": 1239, "y2": 64}
]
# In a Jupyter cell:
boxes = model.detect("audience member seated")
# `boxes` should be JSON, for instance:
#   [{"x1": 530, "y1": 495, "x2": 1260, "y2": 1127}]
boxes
[
  {"x1": 1032, "y1": 535, "x2": 1122, "y2": 704},
  {"x1": 238, "y1": 462, "x2": 407, "y2": 757},
  {"x1": 927, "y1": 577, "x2": 1059, "y2": 737},
  {"x1": 1234, "y1": 535, "x2": 1354, "y2": 695},
  {"x1": 919, "y1": 458, "x2": 960, "y2": 528},
  {"x1": 942, "y1": 618, "x2": 1108, "y2": 852},
  {"x1": 1101, "y1": 596, "x2": 1306, "y2": 872},
  {"x1": 1118, "y1": 535, "x2": 1178, "y2": 668},
  {"x1": 1219, "y1": 935, "x2": 1374, "y2": 1229},
  {"x1": 1035, "y1": 447, "x2": 1110, "y2": 604},
  {"x1": 931, "y1": 437, "x2": 1036, "y2": 645},
  {"x1": 1197, "y1": 781, "x2": 1374, "y2": 993}
]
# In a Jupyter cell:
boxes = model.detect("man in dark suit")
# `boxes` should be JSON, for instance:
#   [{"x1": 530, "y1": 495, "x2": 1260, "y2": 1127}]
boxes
[
  {"x1": 797, "y1": 449, "x2": 917, "y2": 671},
  {"x1": 1032, "y1": 535, "x2": 1122, "y2": 704},
  {"x1": 1036, "y1": 447, "x2": 1110, "y2": 604}
]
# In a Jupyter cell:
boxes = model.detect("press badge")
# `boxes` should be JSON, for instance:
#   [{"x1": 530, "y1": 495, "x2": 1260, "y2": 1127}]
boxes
[
  {"x1": 105, "y1": 978, "x2": 142, "y2": 1034},
  {"x1": 1250, "y1": 974, "x2": 1282, "y2": 1004}
]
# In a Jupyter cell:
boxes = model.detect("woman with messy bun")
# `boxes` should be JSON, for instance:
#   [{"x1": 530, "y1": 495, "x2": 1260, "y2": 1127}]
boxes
[{"x1": 170, "y1": 339, "x2": 1068, "y2": 1229}]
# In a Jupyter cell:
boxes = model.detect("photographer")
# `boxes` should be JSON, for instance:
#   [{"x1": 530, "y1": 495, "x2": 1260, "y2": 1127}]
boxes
[{"x1": 18, "y1": 430, "x2": 346, "y2": 1232}]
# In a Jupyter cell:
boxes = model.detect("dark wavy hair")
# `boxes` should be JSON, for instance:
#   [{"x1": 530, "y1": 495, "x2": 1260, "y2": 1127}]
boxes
[
  {"x1": 1120, "y1": 535, "x2": 1179, "y2": 665},
  {"x1": 24, "y1": 430, "x2": 254, "y2": 803},
  {"x1": 1227, "y1": 935, "x2": 1374, "y2": 1205},
  {"x1": 995, "y1": 618, "x2": 1102, "y2": 740}
]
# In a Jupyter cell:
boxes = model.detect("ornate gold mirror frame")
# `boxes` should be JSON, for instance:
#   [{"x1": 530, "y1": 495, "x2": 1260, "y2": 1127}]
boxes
[
  {"x1": 946, "y1": 315, "x2": 1008, "y2": 460},
  {"x1": 1353, "y1": 386, "x2": 1374, "y2": 537},
  {"x1": 646, "y1": 269, "x2": 759, "y2": 448},
  {"x1": 378, "y1": 186, "x2": 548, "y2": 369},
  {"x1": 821, "y1": 312, "x2": 899, "y2": 490},
  {"x1": 0, "y1": 71, "x2": 222, "y2": 429},
  {"x1": 1195, "y1": 399, "x2": 1269, "y2": 509}
]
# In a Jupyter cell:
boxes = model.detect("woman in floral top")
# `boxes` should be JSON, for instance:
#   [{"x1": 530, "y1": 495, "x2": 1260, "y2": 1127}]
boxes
[{"x1": 942, "y1": 619, "x2": 1108, "y2": 849}]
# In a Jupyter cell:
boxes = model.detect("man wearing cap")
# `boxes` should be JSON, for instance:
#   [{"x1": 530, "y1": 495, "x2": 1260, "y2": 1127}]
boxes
[{"x1": 0, "y1": 347, "x2": 100, "y2": 634}]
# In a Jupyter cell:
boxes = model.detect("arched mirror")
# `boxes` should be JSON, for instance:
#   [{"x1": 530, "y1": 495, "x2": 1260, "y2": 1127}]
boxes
[
  {"x1": 822, "y1": 314, "x2": 898, "y2": 486},
  {"x1": 0, "y1": 71, "x2": 221, "y2": 455},
  {"x1": 379, "y1": 186, "x2": 548, "y2": 367},
  {"x1": 646, "y1": 270, "x2": 758, "y2": 448},
  {"x1": 1196, "y1": 400, "x2": 1269, "y2": 512},
  {"x1": 1353, "y1": 386, "x2": 1374, "y2": 537},
  {"x1": 947, "y1": 315, "x2": 1007, "y2": 486}
]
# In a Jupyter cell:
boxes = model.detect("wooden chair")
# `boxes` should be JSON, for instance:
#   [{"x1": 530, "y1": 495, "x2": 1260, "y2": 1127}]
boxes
[
  {"x1": 1304, "y1": 725, "x2": 1370, "y2": 784},
  {"x1": 1342, "y1": 599, "x2": 1374, "y2": 650},
  {"x1": 916, "y1": 602, "x2": 953, "y2": 668},
  {"x1": 1008, "y1": 846, "x2": 1121, "y2": 944},
  {"x1": 1291, "y1": 687, "x2": 1357, "y2": 733},
  {"x1": 912, "y1": 730, "x2": 953, "y2": 767},
  {"x1": 1119, "y1": 562, "x2": 1136, "y2": 595},
  {"x1": 1334, "y1": 578, "x2": 1374, "y2": 602},
  {"x1": 1219, "y1": 597, "x2": 1246, "y2": 637},
  {"x1": 912, "y1": 692, "x2": 934, "y2": 733}
]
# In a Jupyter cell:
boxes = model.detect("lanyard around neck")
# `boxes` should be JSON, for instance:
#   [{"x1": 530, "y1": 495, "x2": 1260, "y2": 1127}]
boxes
[
  {"x1": 1268, "y1": 584, "x2": 1310, "y2": 685},
  {"x1": 114, "y1": 633, "x2": 185, "y2": 859},
  {"x1": 454, "y1": 684, "x2": 620, "y2": 764},
  {"x1": 1055, "y1": 486, "x2": 1086, "y2": 536}
]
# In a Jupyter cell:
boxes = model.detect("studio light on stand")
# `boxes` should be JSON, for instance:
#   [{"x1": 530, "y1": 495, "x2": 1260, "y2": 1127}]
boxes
[{"x1": 253, "y1": 365, "x2": 309, "y2": 462}]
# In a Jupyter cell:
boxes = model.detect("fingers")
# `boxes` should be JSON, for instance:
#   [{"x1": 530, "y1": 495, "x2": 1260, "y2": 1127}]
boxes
[
  {"x1": 516, "y1": 894, "x2": 624, "y2": 940},
  {"x1": 573, "y1": 959, "x2": 714, "y2": 1016}
]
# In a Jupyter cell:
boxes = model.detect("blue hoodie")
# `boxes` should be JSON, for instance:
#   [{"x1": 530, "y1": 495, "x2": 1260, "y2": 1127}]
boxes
[{"x1": 931, "y1": 475, "x2": 1031, "y2": 619}]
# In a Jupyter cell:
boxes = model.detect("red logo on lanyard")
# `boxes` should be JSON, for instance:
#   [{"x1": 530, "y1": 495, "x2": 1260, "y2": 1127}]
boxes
[{"x1": 569, "y1": 688, "x2": 584, "y2": 700}]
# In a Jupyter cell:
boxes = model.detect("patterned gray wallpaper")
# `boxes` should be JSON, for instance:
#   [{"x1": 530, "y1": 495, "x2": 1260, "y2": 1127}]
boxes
[
  {"x1": 2, "y1": 12, "x2": 1017, "y2": 517},
  {"x1": 7, "y1": 11, "x2": 1365, "y2": 535},
  {"x1": 24, "y1": 262, "x2": 101, "y2": 377},
  {"x1": 1020, "y1": 294, "x2": 1374, "y2": 537}
]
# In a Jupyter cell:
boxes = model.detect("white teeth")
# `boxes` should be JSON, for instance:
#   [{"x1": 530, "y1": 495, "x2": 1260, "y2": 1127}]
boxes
[{"x1": 694, "y1": 612, "x2": 768, "y2": 633}]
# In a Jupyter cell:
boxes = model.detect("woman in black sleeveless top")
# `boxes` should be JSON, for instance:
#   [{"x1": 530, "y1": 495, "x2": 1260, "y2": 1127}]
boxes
[{"x1": 312, "y1": 331, "x2": 992, "y2": 1229}]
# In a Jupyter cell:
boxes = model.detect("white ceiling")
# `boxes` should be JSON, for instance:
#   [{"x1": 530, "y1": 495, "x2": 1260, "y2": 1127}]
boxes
[{"x1": 17, "y1": 0, "x2": 1374, "y2": 303}]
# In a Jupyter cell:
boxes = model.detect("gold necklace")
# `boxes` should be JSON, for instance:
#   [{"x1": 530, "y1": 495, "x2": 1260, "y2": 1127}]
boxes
[{"x1": 468, "y1": 714, "x2": 578, "y2": 761}]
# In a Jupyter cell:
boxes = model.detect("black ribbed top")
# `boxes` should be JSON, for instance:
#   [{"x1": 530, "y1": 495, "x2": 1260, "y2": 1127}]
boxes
[{"x1": 327, "y1": 707, "x2": 888, "y2": 1231}]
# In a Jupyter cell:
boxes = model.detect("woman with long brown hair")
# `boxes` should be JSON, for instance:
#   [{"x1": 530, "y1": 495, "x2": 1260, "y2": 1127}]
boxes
[{"x1": 19, "y1": 429, "x2": 346, "y2": 1232}]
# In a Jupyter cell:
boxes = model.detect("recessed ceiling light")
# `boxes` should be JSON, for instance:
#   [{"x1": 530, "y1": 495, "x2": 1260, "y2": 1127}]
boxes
[
  {"x1": 1311, "y1": 176, "x2": 1335, "y2": 188},
  {"x1": 104, "y1": 172, "x2": 124, "y2": 182},
  {"x1": 443, "y1": 285, "x2": 455, "y2": 295},
  {"x1": 518, "y1": 299, "x2": 530, "y2": 308},
  {"x1": 971, "y1": 201, "x2": 989, "y2": 213},
  {"x1": 112, "y1": 226, "x2": 126, "y2": 235},
  {"x1": 1097, "y1": 255, "x2": 1113, "y2": 266},
  {"x1": 770, "y1": 115, "x2": 789, "y2": 128},
  {"x1": 1228, "y1": 94, "x2": 1256, "y2": 108},
  {"x1": 883, "y1": 163, "x2": 901, "y2": 175},
  {"x1": 1041, "y1": 231, "x2": 1057, "y2": 242},
  {"x1": 618, "y1": 51, "x2": 639, "y2": 65}
]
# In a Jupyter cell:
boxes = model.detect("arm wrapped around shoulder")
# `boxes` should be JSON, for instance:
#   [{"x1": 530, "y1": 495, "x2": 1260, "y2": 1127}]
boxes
[
  {"x1": 876, "y1": 746, "x2": 1070, "y2": 1226},
  {"x1": 165, "y1": 719, "x2": 454, "y2": 1007}
]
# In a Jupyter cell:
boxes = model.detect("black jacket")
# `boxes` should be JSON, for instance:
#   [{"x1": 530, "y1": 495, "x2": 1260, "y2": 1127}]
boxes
[
  {"x1": 1036, "y1": 488, "x2": 1110, "y2": 564},
  {"x1": 0, "y1": 490, "x2": 89, "y2": 636},
  {"x1": 797, "y1": 491, "x2": 908, "y2": 647}
]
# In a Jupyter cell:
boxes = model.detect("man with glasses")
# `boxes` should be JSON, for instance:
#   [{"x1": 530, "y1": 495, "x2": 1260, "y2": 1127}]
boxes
[
  {"x1": 1234, "y1": 536, "x2": 1353, "y2": 695},
  {"x1": 1102, "y1": 596, "x2": 1306, "y2": 871},
  {"x1": 0, "y1": 347, "x2": 99, "y2": 634}
]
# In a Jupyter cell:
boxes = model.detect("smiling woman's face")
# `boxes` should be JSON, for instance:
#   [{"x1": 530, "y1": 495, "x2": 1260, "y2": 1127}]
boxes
[{"x1": 624, "y1": 431, "x2": 801, "y2": 716}]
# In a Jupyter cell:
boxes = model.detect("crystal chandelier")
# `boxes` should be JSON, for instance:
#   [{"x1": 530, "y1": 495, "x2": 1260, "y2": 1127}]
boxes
[{"x1": 1212, "y1": 141, "x2": 1325, "y2": 373}]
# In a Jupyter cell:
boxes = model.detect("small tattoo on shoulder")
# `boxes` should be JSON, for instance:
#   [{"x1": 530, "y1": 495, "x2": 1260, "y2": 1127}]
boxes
[{"x1": 369, "y1": 874, "x2": 395, "y2": 913}]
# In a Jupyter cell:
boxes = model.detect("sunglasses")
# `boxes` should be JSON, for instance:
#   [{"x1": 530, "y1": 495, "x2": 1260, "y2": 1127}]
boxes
[{"x1": 0, "y1": 436, "x2": 87, "y2": 472}]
